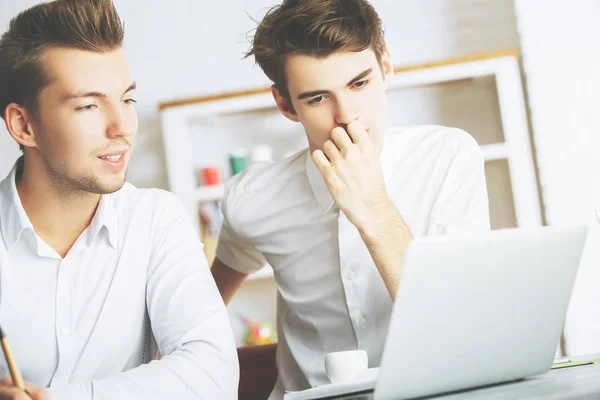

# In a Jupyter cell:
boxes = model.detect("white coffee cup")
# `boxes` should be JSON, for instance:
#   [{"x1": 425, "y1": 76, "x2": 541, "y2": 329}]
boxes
[{"x1": 325, "y1": 350, "x2": 368, "y2": 384}]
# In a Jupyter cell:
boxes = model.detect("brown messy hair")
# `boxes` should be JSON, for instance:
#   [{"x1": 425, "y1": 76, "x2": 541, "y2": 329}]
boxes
[
  {"x1": 245, "y1": 0, "x2": 386, "y2": 106},
  {"x1": 0, "y1": 0, "x2": 125, "y2": 150}
]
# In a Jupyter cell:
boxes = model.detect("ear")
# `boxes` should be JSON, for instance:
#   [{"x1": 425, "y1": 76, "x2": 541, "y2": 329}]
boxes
[
  {"x1": 381, "y1": 47, "x2": 394, "y2": 89},
  {"x1": 3, "y1": 104, "x2": 39, "y2": 150},
  {"x1": 271, "y1": 85, "x2": 300, "y2": 123}
]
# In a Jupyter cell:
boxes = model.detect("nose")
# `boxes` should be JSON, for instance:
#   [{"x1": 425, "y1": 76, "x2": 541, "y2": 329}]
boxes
[
  {"x1": 334, "y1": 95, "x2": 359, "y2": 128},
  {"x1": 106, "y1": 103, "x2": 136, "y2": 139}
]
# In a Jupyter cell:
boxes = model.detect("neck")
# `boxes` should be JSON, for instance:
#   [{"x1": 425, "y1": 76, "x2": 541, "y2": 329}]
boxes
[{"x1": 15, "y1": 156, "x2": 101, "y2": 257}]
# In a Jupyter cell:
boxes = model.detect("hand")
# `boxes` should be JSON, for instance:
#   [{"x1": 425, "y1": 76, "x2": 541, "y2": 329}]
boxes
[
  {"x1": 312, "y1": 120, "x2": 394, "y2": 233},
  {"x1": 0, "y1": 377, "x2": 51, "y2": 400}
]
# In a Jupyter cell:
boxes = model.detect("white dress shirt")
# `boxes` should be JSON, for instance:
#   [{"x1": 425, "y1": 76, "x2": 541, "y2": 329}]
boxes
[
  {"x1": 0, "y1": 159, "x2": 239, "y2": 400},
  {"x1": 216, "y1": 125, "x2": 490, "y2": 399}
]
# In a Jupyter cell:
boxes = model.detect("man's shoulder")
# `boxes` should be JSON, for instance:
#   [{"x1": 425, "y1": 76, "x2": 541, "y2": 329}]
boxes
[
  {"x1": 110, "y1": 184, "x2": 202, "y2": 252},
  {"x1": 110, "y1": 183, "x2": 185, "y2": 221},
  {"x1": 386, "y1": 125, "x2": 482, "y2": 170},
  {"x1": 222, "y1": 148, "x2": 308, "y2": 207},
  {"x1": 387, "y1": 125, "x2": 480, "y2": 153},
  {"x1": 113, "y1": 182, "x2": 178, "y2": 204}
]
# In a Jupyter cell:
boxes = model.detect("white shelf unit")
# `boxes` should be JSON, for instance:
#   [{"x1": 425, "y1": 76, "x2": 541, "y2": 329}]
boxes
[
  {"x1": 196, "y1": 141, "x2": 511, "y2": 201},
  {"x1": 160, "y1": 50, "x2": 543, "y2": 283},
  {"x1": 195, "y1": 184, "x2": 225, "y2": 203}
]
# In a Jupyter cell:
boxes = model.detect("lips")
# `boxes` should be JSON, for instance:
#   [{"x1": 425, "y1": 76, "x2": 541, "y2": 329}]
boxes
[
  {"x1": 97, "y1": 149, "x2": 128, "y2": 170},
  {"x1": 99, "y1": 154, "x2": 123, "y2": 161},
  {"x1": 97, "y1": 148, "x2": 127, "y2": 159}
]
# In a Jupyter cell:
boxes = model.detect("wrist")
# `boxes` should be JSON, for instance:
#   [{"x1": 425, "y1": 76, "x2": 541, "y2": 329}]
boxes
[{"x1": 357, "y1": 199, "x2": 406, "y2": 240}]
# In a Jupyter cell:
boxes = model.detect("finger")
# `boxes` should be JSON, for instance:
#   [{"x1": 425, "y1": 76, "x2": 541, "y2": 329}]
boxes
[
  {"x1": 312, "y1": 150, "x2": 332, "y2": 175},
  {"x1": 330, "y1": 127, "x2": 353, "y2": 154},
  {"x1": 24, "y1": 383, "x2": 48, "y2": 400},
  {"x1": 312, "y1": 150, "x2": 343, "y2": 193},
  {"x1": 312, "y1": 149, "x2": 340, "y2": 184},
  {"x1": 0, "y1": 384, "x2": 30, "y2": 400},
  {"x1": 346, "y1": 120, "x2": 370, "y2": 149},
  {"x1": 0, "y1": 377, "x2": 28, "y2": 398},
  {"x1": 28, "y1": 390, "x2": 50, "y2": 400},
  {"x1": 0, "y1": 378, "x2": 46, "y2": 400},
  {"x1": 322, "y1": 140, "x2": 341, "y2": 164}
]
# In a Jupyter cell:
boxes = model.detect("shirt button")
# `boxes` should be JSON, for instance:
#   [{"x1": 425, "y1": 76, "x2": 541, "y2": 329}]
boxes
[
  {"x1": 347, "y1": 271, "x2": 356, "y2": 281},
  {"x1": 359, "y1": 317, "x2": 366, "y2": 327}
]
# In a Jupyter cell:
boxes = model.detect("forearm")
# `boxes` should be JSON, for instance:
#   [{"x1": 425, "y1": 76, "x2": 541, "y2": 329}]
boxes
[
  {"x1": 358, "y1": 202, "x2": 413, "y2": 301},
  {"x1": 211, "y1": 258, "x2": 248, "y2": 305},
  {"x1": 311, "y1": 121, "x2": 414, "y2": 298},
  {"x1": 48, "y1": 309, "x2": 239, "y2": 400}
]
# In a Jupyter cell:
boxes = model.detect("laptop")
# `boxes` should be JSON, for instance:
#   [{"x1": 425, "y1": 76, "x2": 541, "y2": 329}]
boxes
[{"x1": 285, "y1": 226, "x2": 588, "y2": 400}]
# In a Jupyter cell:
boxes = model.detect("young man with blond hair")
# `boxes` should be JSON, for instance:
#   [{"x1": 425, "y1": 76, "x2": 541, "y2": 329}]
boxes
[
  {"x1": 211, "y1": 0, "x2": 491, "y2": 398},
  {"x1": 0, "y1": 1, "x2": 238, "y2": 399}
]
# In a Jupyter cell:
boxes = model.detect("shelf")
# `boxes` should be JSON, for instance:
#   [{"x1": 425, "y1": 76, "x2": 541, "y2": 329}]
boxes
[
  {"x1": 481, "y1": 142, "x2": 509, "y2": 161},
  {"x1": 194, "y1": 143, "x2": 507, "y2": 205},
  {"x1": 246, "y1": 265, "x2": 274, "y2": 281},
  {"x1": 196, "y1": 184, "x2": 225, "y2": 202}
]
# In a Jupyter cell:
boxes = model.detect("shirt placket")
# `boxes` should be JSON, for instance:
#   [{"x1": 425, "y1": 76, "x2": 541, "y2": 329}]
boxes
[
  {"x1": 338, "y1": 211, "x2": 368, "y2": 348},
  {"x1": 51, "y1": 257, "x2": 74, "y2": 386}
]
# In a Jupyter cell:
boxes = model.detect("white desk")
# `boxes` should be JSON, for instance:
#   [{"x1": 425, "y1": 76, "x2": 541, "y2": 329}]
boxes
[{"x1": 326, "y1": 354, "x2": 600, "y2": 399}]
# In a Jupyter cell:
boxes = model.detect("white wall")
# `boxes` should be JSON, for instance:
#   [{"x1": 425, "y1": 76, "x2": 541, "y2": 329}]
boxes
[{"x1": 515, "y1": 0, "x2": 600, "y2": 356}]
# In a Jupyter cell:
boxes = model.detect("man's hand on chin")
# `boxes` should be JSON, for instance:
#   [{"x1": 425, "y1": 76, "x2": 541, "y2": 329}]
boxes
[{"x1": 312, "y1": 120, "x2": 398, "y2": 235}]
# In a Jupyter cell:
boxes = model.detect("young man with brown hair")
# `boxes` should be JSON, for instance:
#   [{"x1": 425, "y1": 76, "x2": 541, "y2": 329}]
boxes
[
  {"x1": 0, "y1": 1, "x2": 238, "y2": 399},
  {"x1": 211, "y1": 0, "x2": 490, "y2": 398}
]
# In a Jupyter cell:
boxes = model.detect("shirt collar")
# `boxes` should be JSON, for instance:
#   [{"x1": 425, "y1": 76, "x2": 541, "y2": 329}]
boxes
[
  {"x1": 0, "y1": 157, "x2": 118, "y2": 251},
  {"x1": 88, "y1": 192, "x2": 118, "y2": 249},
  {"x1": 0, "y1": 158, "x2": 34, "y2": 249},
  {"x1": 305, "y1": 131, "x2": 395, "y2": 214},
  {"x1": 305, "y1": 151, "x2": 336, "y2": 214}
]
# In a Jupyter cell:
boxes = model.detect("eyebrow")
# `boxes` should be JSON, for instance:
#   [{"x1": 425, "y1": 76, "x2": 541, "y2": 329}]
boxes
[
  {"x1": 296, "y1": 68, "x2": 373, "y2": 100},
  {"x1": 63, "y1": 81, "x2": 137, "y2": 101}
]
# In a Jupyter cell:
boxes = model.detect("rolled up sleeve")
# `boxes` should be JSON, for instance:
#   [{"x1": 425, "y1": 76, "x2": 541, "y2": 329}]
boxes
[{"x1": 215, "y1": 178, "x2": 267, "y2": 275}]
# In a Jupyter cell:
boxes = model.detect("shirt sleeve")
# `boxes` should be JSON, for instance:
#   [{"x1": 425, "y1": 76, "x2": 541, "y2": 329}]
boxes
[
  {"x1": 48, "y1": 194, "x2": 239, "y2": 400},
  {"x1": 433, "y1": 131, "x2": 491, "y2": 235},
  {"x1": 215, "y1": 177, "x2": 268, "y2": 275}
]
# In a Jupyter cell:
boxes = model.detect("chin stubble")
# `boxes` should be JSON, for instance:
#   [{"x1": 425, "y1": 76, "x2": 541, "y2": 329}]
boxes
[{"x1": 44, "y1": 155, "x2": 127, "y2": 196}]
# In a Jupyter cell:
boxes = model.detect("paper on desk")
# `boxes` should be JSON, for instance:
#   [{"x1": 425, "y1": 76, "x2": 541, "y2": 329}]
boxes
[
  {"x1": 284, "y1": 368, "x2": 379, "y2": 400},
  {"x1": 551, "y1": 358, "x2": 598, "y2": 369}
]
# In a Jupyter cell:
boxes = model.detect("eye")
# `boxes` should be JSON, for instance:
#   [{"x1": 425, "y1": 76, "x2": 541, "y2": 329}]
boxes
[
  {"x1": 308, "y1": 95, "x2": 325, "y2": 105},
  {"x1": 353, "y1": 79, "x2": 370, "y2": 89},
  {"x1": 76, "y1": 104, "x2": 96, "y2": 111},
  {"x1": 124, "y1": 98, "x2": 137, "y2": 105}
]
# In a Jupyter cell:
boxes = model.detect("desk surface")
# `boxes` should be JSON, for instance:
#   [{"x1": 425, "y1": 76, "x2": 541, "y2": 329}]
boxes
[{"x1": 328, "y1": 354, "x2": 600, "y2": 400}]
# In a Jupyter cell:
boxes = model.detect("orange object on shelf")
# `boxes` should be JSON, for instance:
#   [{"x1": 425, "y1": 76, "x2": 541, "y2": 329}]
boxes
[{"x1": 202, "y1": 166, "x2": 221, "y2": 186}]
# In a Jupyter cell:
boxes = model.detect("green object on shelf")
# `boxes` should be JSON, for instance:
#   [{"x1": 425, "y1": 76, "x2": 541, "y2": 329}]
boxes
[{"x1": 229, "y1": 149, "x2": 248, "y2": 176}]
